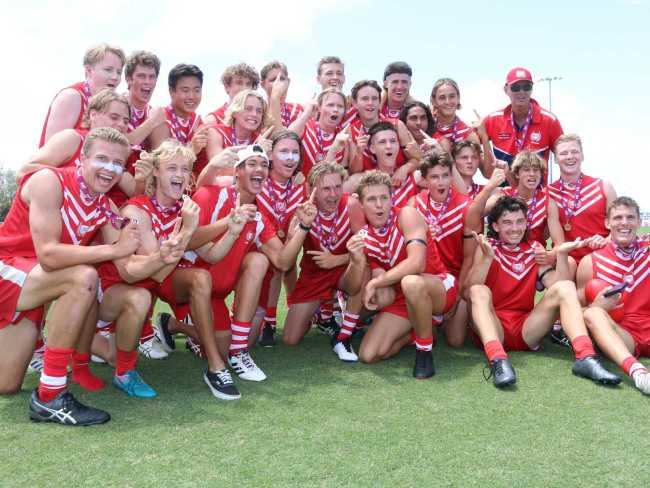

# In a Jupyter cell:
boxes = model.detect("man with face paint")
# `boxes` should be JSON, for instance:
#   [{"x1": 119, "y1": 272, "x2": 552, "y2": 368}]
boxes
[
  {"x1": 0, "y1": 128, "x2": 141, "y2": 425},
  {"x1": 464, "y1": 195, "x2": 619, "y2": 389},
  {"x1": 482, "y1": 67, "x2": 563, "y2": 168},
  {"x1": 40, "y1": 44, "x2": 126, "y2": 147},
  {"x1": 185, "y1": 145, "x2": 317, "y2": 382},
  {"x1": 256, "y1": 131, "x2": 308, "y2": 346},
  {"x1": 343, "y1": 171, "x2": 457, "y2": 378},
  {"x1": 380, "y1": 62, "x2": 413, "y2": 120}
]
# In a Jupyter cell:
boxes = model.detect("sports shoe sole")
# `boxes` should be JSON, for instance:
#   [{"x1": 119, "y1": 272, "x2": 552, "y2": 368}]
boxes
[{"x1": 203, "y1": 374, "x2": 241, "y2": 401}]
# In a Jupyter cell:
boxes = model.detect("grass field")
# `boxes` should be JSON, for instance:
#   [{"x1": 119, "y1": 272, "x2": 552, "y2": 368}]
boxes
[
  {"x1": 2, "y1": 231, "x2": 650, "y2": 487},
  {"x1": 3, "y1": 305, "x2": 650, "y2": 487}
]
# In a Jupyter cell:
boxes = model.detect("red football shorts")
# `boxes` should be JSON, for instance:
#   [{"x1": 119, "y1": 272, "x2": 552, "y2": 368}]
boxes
[{"x1": 0, "y1": 257, "x2": 43, "y2": 330}]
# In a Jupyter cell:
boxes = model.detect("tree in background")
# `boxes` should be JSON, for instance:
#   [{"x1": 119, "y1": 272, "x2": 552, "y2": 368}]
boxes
[{"x1": 0, "y1": 165, "x2": 17, "y2": 221}]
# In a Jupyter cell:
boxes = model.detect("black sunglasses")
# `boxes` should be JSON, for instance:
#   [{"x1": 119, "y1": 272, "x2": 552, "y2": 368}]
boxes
[{"x1": 510, "y1": 82, "x2": 533, "y2": 93}]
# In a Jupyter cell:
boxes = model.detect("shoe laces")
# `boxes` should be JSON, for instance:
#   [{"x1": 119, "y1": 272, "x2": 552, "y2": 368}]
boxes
[
  {"x1": 483, "y1": 361, "x2": 503, "y2": 381},
  {"x1": 239, "y1": 352, "x2": 256, "y2": 369},
  {"x1": 215, "y1": 369, "x2": 234, "y2": 385}
]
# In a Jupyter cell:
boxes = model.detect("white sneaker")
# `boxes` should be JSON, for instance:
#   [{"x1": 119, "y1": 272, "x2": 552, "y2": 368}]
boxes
[
  {"x1": 332, "y1": 339, "x2": 358, "y2": 362},
  {"x1": 138, "y1": 337, "x2": 169, "y2": 360},
  {"x1": 27, "y1": 351, "x2": 44, "y2": 374},
  {"x1": 228, "y1": 351, "x2": 267, "y2": 382},
  {"x1": 91, "y1": 355, "x2": 107, "y2": 364},
  {"x1": 633, "y1": 370, "x2": 650, "y2": 395}
]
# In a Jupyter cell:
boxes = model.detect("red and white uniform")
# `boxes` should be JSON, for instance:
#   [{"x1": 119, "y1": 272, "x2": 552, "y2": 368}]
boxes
[
  {"x1": 392, "y1": 174, "x2": 418, "y2": 210},
  {"x1": 208, "y1": 102, "x2": 228, "y2": 127},
  {"x1": 348, "y1": 116, "x2": 407, "y2": 171},
  {"x1": 299, "y1": 119, "x2": 345, "y2": 177},
  {"x1": 288, "y1": 194, "x2": 351, "y2": 305},
  {"x1": 433, "y1": 117, "x2": 473, "y2": 144},
  {"x1": 380, "y1": 104, "x2": 403, "y2": 120},
  {"x1": 484, "y1": 240, "x2": 538, "y2": 351},
  {"x1": 362, "y1": 209, "x2": 455, "y2": 320},
  {"x1": 548, "y1": 174, "x2": 608, "y2": 262},
  {"x1": 591, "y1": 241, "x2": 650, "y2": 355},
  {"x1": 484, "y1": 99, "x2": 563, "y2": 165},
  {"x1": 257, "y1": 177, "x2": 307, "y2": 240},
  {"x1": 279, "y1": 102, "x2": 304, "y2": 128},
  {"x1": 164, "y1": 106, "x2": 209, "y2": 177},
  {"x1": 98, "y1": 195, "x2": 184, "y2": 304},
  {"x1": 215, "y1": 124, "x2": 259, "y2": 149},
  {"x1": 39, "y1": 81, "x2": 90, "y2": 147},
  {"x1": 0, "y1": 167, "x2": 115, "y2": 329},
  {"x1": 340, "y1": 106, "x2": 358, "y2": 129},
  {"x1": 186, "y1": 185, "x2": 276, "y2": 330},
  {"x1": 128, "y1": 103, "x2": 151, "y2": 132},
  {"x1": 467, "y1": 183, "x2": 485, "y2": 201},
  {"x1": 414, "y1": 189, "x2": 469, "y2": 277},
  {"x1": 502, "y1": 186, "x2": 548, "y2": 246}
]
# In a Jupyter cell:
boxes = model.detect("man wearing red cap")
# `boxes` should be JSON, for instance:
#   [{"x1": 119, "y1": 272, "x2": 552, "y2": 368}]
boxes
[{"x1": 481, "y1": 67, "x2": 563, "y2": 168}]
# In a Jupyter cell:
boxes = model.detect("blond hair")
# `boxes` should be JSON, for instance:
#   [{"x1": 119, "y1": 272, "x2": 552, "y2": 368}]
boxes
[
  {"x1": 307, "y1": 161, "x2": 348, "y2": 189},
  {"x1": 81, "y1": 127, "x2": 130, "y2": 158},
  {"x1": 554, "y1": 133, "x2": 583, "y2": 153},
  {"x1": 140, "y1": 139, "x2": 197, "y2": 196},
  {"x1": 83, "y1": 43, "x2": 126, "y2": 68},
  {"x1": 83, "y1": 88, "x2": 130, "y2": 128},
  {"x1": 511, "y1": 150, "x2": 545, "y2": 180},
  {"x1": 356, "y1": 170, "x2": 392, "y2": 201},
  {"x1": 224, "y1": 89, "x2": 271, "y2": 129},
  {"x1": 317, "y1": 87, "x2": 347, "y2": 112}
]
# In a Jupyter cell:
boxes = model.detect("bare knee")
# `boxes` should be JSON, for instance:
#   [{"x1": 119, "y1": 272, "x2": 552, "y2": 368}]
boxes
[
  {"x1": 583, "y1": 306, "x2": 609, "y2": 331},
  {"x1": 125, "y1": 288, "x2": 152, "y2": 317},
  {"x1": 70, "y1": 265, "x2": 99, "y2": 296},
  {"x1": 468, "y1": 284, "x2": 492, "y2": 305},
  {"x1": 189, "y1": 270, "x2": 212, "y2": 299},
  {"x1": 548, "y1": 280, "x2": 577, "y2": 299},
  {"x1": 400, "y1": 275, "x2": 425, "y2": 298},
  {"x1": 242, "y1": 252, "x2": 269, "y2": 278}
]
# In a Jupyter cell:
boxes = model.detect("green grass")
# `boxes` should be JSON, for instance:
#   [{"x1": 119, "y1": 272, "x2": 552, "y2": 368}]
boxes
[{"x1": 2, "y1": 303, "x2": 650, "y2": 487}]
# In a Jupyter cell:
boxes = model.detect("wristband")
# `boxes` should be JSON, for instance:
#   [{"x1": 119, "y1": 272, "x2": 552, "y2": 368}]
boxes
[
  {"x1": 299, "y1": 223, "x2": 311, "y2": 232},
  {"x1": 405, "y1": 238, "x2": 427, "y2": 246}
]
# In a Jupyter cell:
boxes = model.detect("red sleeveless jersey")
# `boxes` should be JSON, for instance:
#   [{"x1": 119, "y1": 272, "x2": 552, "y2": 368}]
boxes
[
  {"x1": 502, "y1": 186, "x2": 548, "y2": 245},
  {"x1": 485, "y1": 240, "x2": 537, "y2": 313},
  {"x1": 215, "y1": 124, "x2": 260, "y2": 148},
  {"x1": 349, "y1": 116, "x2": 407, "y2": 171},
  {"x1": 548, "y1": 173, "x2": 608, "y2": 261},
  {"x1": 591, "y1": 242, "x2": 650, "y2": 331},
  {"x1": 362, "y1": 208, "x2": 446, "y2": 275},
  {"x1": 280, "y1": 102, "x2": 304, "y2": 127},
  {"x1": 414, "y1": 189, "x2": 469, "y2": 277},
  {"x1": 128, "y1": 103, "x2": 151, "y2": 132},
  {"x1": 300, "y1": 194, "x2": 351, "y2": 275},
  {"x1": 164, "y1": 106, "x2": 201, "y2": 145},
  {"x1": 433, "y1": 117, "x2": 473, "y2": 144},
  {"x1": 209, "y1": 103, "x2": 228, "y2": 127},
  {"x1": 300, "y1": 119, "x2": 344, "y2": 177},
  {"x1": 186, "y1": 185, "x2": 276, "y2": 278},
  {"x1": 380, "y1": 104, "x2": 403, "y2": 120},
  {"x1": 257, "y1": 177, "x2": 307, "y2": 240},
  {"x1": 0, "y1": 167, "x2": 111, "y2": 258},
  {"x1": 39, "y1": 81, "x2": 90, "y2": 147},
  {"x1": 392, "y1": 174, "x2": 418, "y2": 210}
]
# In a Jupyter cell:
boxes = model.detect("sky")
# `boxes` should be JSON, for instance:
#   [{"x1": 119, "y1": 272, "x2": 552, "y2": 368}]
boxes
[{"x1": 1, "y1": 0, "x2": 649, "y2": 208}]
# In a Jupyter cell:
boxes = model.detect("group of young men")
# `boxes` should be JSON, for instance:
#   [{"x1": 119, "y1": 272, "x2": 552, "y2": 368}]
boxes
[{"x1": 1, "y1": 44, "x2": 648, "y2": 427}]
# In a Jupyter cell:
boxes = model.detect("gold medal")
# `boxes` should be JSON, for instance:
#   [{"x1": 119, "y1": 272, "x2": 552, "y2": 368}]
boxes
[
  {"x1": 564, "y1": 222, "x2": 572, "y2": 232},
  {"x1": 277, "y1": 229, "x2": 285, "y2": 239}
]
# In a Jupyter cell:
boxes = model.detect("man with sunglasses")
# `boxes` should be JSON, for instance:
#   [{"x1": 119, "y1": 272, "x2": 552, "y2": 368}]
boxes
[{"x1": 482, "y1": 67, "x2": 563, "y2": 167}]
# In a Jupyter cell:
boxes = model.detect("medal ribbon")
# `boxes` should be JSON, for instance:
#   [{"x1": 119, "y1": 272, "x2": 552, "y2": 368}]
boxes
[{"x1": 511, "y1": 106, "x2": 533, "y2": 152}]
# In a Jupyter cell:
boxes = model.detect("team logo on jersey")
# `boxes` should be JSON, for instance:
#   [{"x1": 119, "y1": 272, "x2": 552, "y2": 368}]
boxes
[
  {"x1": 624, "y1": 274, "x2": 634, "y2": 285},
  {"x1": 498, "y1": 132, "x2": 510, "y2": 140},
  {"x1": 276, "y1": 201, "x2": 286, "y2": 212},
  {"x1": 78, "y1": 224, "x2": 91, "y2": 236},
  {"x1": 246, "y1": 231, "x2": 254, "y2": 243},
  {"x1": 530, "y1": 131, "x2": 542, "y2": 143},
  {"x1": 513, "y1": 262, "x2": 524, "y2": 272}
]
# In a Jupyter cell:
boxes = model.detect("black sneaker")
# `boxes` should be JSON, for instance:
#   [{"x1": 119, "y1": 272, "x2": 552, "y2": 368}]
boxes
[
  {"x1": 486, "y1": 358, "x2": 517, "y2": 388},
  {"x1": 413, "y1": 349, "x2": 435, "y2": 379},
  {"x1": 317, "y1": 317, "x2": 340, "y2": 337},
  {"x1": 155, "y1": 312, "x2": 176, "y2": 352},
  {"x1": 28, "y1": 390, "x2": 111, "y2": 426},
  {"x1": 572, "y1": 356, "x2": 621, "y2": 385},
  {"x1": 203, "y1": 368, "x2": 241, "y2": 400},
  {"x1": 550, "y1": 327, "x2": 571, "y2": 348},
  {"x1": 258, "y1": 324, "x2": 276, "y2": 348}
]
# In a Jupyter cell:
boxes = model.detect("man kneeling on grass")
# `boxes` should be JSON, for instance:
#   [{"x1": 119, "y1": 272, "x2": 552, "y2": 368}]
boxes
[{"x1": 464, "y1": 195, "x2": 620, "y2": 388}]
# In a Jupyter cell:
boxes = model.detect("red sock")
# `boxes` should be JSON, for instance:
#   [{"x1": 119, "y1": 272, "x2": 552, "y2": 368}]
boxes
[
  {"x1": 115, "y1": 348, "x2": 138, "y2": 377},
  {"x1": 229, "y1": 320, "x2": 252, "y2": 357},
  {"x1": 621, "y1": 356, "x2": 647, "y2": 377},
  {"x1": 336, "y1": 312, "x2": 360, "y2": 341},
  {"x1": 264, "y1": 307, "x2": 277, "y2": 330},
  {"x1": 139, "y1": 319, "x2": 154, "y2": 344},
  {"x1": 414, "y1": 335, "x2": 434, "y2": 352},
  {"x1": 484, "y1": 340, "x2": 508, "y2": 362},
  {"x1": 71, "y1": 352, "x2": 105, "y2": 391},
  {"x1": 38, "y1": 347, "x2": 73, "y2": 403},
  {"x1": 572, "y1": 335, "x2": 596, "y2": 360}
]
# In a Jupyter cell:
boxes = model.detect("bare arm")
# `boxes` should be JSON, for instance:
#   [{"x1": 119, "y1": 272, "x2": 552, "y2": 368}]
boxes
[
  {"x1": 42, "y1": 89, "x2": 83, "y2": 144},
  {"x1": 127, "y1": 107, "x2": 165, "y2": 146},
  {"x1": 464, "y1": 233, "x2": 494, "y2": 288},
  {"x1": 18, "y1": 130, "x2": 80, "y2": 179},
  {"x1": 339, "y1": 233, "x2": 367, "y2": 295}
]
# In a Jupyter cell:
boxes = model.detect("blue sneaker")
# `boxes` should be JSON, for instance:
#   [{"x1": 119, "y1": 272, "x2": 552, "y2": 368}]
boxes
[{"x1": 113, "y1": 370, "x2": 157, "y2": 398}]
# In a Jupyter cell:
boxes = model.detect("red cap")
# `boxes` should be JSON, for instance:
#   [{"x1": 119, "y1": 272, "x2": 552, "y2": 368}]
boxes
[{"x1": 505, "y1": 67, "x2": 533, "y2": 86}]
